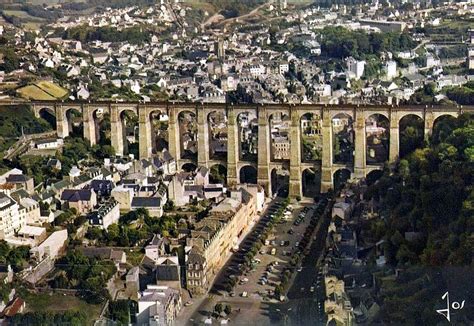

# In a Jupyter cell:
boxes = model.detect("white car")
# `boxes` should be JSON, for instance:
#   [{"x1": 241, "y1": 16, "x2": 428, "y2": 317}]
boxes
[{"x1": 310, "y1": 286, "x2": 315, "y2": 292}]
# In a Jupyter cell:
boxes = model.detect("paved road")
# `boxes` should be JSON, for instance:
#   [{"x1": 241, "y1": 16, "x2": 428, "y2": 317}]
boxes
[{"x1": 267, "y1": 199, "x2": 332, "y2": 326}]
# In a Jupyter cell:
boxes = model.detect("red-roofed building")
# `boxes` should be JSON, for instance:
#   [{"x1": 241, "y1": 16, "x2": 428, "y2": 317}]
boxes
[{"x1": 2, "y1": 297, "x2": 25, "y2": 318}]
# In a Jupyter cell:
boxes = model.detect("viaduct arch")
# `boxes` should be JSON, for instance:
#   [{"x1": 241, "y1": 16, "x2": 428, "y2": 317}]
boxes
[{"x1": 29, "y1": 101, "x2": 471, "y2": 198}]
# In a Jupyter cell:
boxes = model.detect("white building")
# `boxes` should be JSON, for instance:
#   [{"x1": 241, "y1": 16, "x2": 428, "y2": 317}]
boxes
[
  {"x1": 0, "y1": 193, "x2": 24, "y2": 240},
  {"x1": 237, "y1": 184, "x2": 265, "y2": 213},
  {"x1": 426, "y1": 53, "x2": 440, "y2": 68},
  {"x1": 313, "y1": 84, "x2": 332, "y2": 97},
  {"x1": 249, "y1": 64, "x2": 265, "y2": 77},
  {"x1": 468, "y1": 47, "x2": 474, "y2": 70},
  {"x1": 279, "y1": 61, "x2": 289, "y2": 75},
  {"x1": 19, "y1": 197, "x2": 41, "y2": 226},
  {"x1": 88, "y1": 199, "x2": 120, "y2": 229},
  {"x1": 34, "y1": 138, "x2": 63, "y2": 150},
  {"x1": 384, "y1": 60, "x2": 397, "y2": 80},
  {"x1": 136, "y1": 285, "x2": 182, "y2": 326},
  {"x1": 30, "y1": 229, "x2": 68, "y2": 261},
  {"x1": 77, "y1": 85, "x2": 90, "y2": 100},
  {"x1": 131, "y1": 80, "x2": 141, "y2": 94},
  {"x1": 272, "y1": 135, "x2": 290, "y2": 160},
  {"x1": 111, "y1": 185, "x2": 134, "y2": 210},
  {"x1": 397, "y1": 50, "x2": 416, "y2": 60},
  {"x1": 346, "y1": 57, "x2": 366, "y2": 80}
]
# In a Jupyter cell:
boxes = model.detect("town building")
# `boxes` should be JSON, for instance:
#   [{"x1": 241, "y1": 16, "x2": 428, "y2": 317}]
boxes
[
  {"x1": 136, "y1": 285, "x2": 182, "y2": 326},
  {"x1": 60, "y1": 189, "x2": 97, "y2": 214},
  {"x1": 384, "y1": 60, "x2": 397, "y2": 80},
  {"x1": 88, "y1": 199, "x2": 120, "y2": 229},
  {"x1": 30, "y1": 229, "x2": 68, "y2": 261},
  {"x1": 346, "y1": 57, "x2": 366, "y2": 80},
  {"x1": 0, "y1": 193, "x2": 24, "y2": 240},
  {"x1": 185, "y1": 188, "x2": 257, "y2": 294},
  {"x1": 468, "y1": 46, "x2": 474, "y2": 70},
  {"x1": 324, "y1": 275, "x2": 354, "y2": 326},
  {"x1": 34, "y1": 138, "x2": 63, "y2": 150}
]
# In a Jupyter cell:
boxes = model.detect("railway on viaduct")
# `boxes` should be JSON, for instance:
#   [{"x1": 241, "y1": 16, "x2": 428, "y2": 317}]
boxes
[{"x1": 7, "y1": 100, "x2": 469, "y2": 198}]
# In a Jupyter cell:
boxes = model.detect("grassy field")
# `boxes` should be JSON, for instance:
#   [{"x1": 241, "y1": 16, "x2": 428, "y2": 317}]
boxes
[
  {"x1": 184, "y1": 0, "x2": 218, "y2": 14},
  {"x1": 3, "y1": 10, "x2": 29, "y2": 19},
  {"x1": 22, "y1": 292, "x2": 102, "y2": 325},
  {"x1": 127, "y1": 249, "x2": 145, "y2": 266},
  {"x1": 17, "y1": 85, "x2": 57, "y2": 101},
  {"x1": 36, "y1": 81, "x2": 68, "y2": 98},
  {"x1": 17, "y1": 81, "x2": 68, "y2": 100},
  {"x1": 23, "y1": 22, "x2": 43, "y2": 30},
  {"x1": 2, "y1": 9, "x2": 46, "y2": 30},
  {"x1": 2, "y1": 10, "x2": 43, "y2": 20}
]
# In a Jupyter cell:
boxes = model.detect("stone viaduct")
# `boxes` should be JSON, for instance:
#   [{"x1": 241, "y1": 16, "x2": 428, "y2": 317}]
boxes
[{"x1": 29, "y1": 101, "x2": 470, "y2": 198}]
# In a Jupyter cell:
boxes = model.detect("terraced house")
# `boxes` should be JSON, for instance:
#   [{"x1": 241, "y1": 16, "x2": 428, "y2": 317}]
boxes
[{"x1": 185, "y1": 187, "x2": 257, "y2": 295}]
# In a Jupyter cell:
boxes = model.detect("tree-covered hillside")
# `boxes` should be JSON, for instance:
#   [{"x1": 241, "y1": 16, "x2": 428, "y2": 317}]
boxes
[{"x1": 362, "y1": 113, "x2": 474, "y2": 324}]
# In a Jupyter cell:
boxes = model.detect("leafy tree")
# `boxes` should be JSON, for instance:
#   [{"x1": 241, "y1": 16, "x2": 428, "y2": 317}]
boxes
[
  {"x1": 55, "y1": 250, "x2": 116, "y2": 304},
  {"x1": 107, "y1": 224, "x2": 120, "y2": 242},
  {"x1": 446, "y1": 82, "x2": 474, "y2": 105},
  {"x1": 163, "y1": 200, "x2": 175, "y2": 212},
  {"x1": 10, "y1": 311, "x2": 87, "y2": 326},
  {"x1": 274, "y1": 285, "x2": 283, "y2": 298},
  {"x1": 64, "y1": 25, "x2": 153, "y2": 44},
  {"x1": 0, "y1": 241, "x2": 30, "y2": 271},
  {"x1": 214, "y1": 303, "x2": 223, "y2": 314},
  {"x1": 92, "y1": 144, "x2": 115, "y2": 159},
  {"x1": 319, "y1": 26, "x2": 417, "y2": 59},
  {"x1": 399, "y1": 116, "x2": 424, "y2": 157},
  {"x1": 0, "y1": 48, "x2": 20, "y2": 73},
  {"x1": 108, "y1": 300, "x2": 130, "y2": 324},
  {"x1": 364, "y1": 113, "x2": 473, "y2": 275},
  {"x1": 86, "y1": 227, "x2": 104, "y2": 241}
]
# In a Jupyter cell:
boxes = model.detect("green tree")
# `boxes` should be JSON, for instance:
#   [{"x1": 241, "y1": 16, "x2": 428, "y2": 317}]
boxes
[
  {"x1": 108, "y1": 300, "x2": 130, "y2": 324},
  {"x1": 214, "y1": 303, "x2": 223, "y2": 314},
  {"x1": 0, "y1": 48, "x2": 20, "y2": 73},
  {"x1": 107, "y1": 223, "x2": 120, "y2": 242}
]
